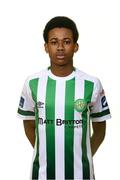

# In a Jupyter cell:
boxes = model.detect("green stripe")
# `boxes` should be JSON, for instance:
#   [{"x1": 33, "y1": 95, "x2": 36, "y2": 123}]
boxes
[
  {"x1": 65, "y1": 78, "x2": 75, "y2": 179},
  {"x1": 45, "y1": 77, "x2": 56, "y2": 179},
  {"x1": 91, "y1": 109, "x2": 110, "y2": 118},
  {"x1": 18, "y1": 108, "x2": 35, "y2": 116},
  {"x1": 82, "y1": 80, "x2": 94, "y2": 179},
  {"x1": 29, "y1": 78, "x2": 39, "y2": 180}
]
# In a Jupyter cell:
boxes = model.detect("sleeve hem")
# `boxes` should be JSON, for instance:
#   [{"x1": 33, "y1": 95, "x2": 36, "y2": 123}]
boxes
[
  {"x1": 17, "y1": 113, "x2": 35, "y2": 120},
  {"x1": 91, "y1": 114, "x2": 111, "y2": 122}
]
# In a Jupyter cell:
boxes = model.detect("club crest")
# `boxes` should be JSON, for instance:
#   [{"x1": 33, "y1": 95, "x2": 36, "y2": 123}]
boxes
[{"x1": 74, "y1": 99, "x2": 87, "y2": 112}]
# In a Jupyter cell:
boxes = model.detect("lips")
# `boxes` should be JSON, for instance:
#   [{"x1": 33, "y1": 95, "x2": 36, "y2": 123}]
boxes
[{"x1": 56, "y1": 53, "x2": 65, "y2": 59}]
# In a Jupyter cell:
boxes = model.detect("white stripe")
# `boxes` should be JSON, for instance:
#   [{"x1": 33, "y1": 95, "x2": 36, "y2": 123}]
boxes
[
  {"x1": 74, "y1": 76, "x2": 84, "y2": 179},
  {"x1": 37, "y1": 72, "x2": 48, "y2": 180},
  {"x1": 86, "y1": 111, "x2": 94, "y2": 179},
  {"x1": 55, "y1": 80, "x2": 65, "y2": 179}
]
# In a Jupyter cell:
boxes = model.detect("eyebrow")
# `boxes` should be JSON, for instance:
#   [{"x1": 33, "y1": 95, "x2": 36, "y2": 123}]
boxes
[{"x1": 49, "y1": 38, "x2": 71, "y2": 41}]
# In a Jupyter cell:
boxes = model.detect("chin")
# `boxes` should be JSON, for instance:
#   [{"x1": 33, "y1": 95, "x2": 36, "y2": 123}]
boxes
[
  {"x1": 52, "y1": 59, "x2": 67, "y2": 66},
  {"x1": 55, "y1": 63, "x2": 67, "y2": 66}
]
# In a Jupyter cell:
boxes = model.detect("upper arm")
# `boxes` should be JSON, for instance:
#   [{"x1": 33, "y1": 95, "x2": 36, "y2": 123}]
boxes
[
  {"x1": 17, "y1": 78, "x2": 35, "y2": 120},
  {"x1": 23, "y1": 120, "x2": 36, "y2": 147},
  {"x1": 92, "y1": 121, "x2": 106, "y2": 136},
  {"x1": 23, "y1": 120, "x2": 35, "y2": 132},
  {"x1": 90, "y1": 78, "x2": 111, "y2": 122}
]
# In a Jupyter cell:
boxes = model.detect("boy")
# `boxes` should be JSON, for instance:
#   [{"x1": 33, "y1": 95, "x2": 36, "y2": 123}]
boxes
[{"x1": 17, "y1": 16, "x2": 111, "y2": 180}]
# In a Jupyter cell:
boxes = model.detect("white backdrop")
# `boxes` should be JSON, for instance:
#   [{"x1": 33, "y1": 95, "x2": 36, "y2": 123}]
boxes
[{"x1": 0, "y1": 0, "x2": 120, "y2": 179}]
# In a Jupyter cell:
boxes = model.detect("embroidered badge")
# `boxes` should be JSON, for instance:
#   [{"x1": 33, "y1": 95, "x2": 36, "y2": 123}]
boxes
[{"x1": 74, "y1": 99, "x2": 87, "y2": 112}]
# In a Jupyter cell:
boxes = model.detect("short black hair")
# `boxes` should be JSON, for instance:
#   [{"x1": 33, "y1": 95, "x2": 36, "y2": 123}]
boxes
[{"x1": 43, "y1": 16, "x2": 79, "y2": 43}]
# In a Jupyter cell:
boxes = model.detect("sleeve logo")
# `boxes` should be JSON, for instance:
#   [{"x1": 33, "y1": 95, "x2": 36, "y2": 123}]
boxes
[
  {"x1": 101, "y1": 96, "x2": 108, "y2": 108},
  {"x1": 37, "y1": 101, "x2": 44, "y2": 108},
  {"x1": 74, "y1": 99, "x2": 87, "y2": 112},
  {"x1": 19, "y1": 96, "x2": 25, "y2": 108}
]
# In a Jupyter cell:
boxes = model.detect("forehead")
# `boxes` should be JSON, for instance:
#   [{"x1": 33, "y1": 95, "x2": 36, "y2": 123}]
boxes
[{"x1": 48, "y1": 28, "x2": 73, "y2": 40}]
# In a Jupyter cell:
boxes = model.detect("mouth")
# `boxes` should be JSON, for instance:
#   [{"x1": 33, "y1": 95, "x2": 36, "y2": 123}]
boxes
[{"x1": 56, "y1": 54, "x2": 65, "y2": 59}]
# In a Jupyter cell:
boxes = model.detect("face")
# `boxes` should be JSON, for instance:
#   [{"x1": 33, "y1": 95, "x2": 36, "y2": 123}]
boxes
[{"x1": 44, "y1": 28, "x2": 78, "y2": 67}]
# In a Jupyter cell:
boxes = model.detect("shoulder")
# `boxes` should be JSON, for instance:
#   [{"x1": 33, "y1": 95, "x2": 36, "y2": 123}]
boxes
[
  {"x1": 76, "y1": 68, "x2": 100, "y2": 84},
  {"x1": 25, "y1": 69, "x2": 47, "y2": 82},
  {"x1": 22, "y1": 69, "x2": 47, "y2": 91},
  {"x1": 75, "y1": 68, "x2": 103, "y2": 95}
]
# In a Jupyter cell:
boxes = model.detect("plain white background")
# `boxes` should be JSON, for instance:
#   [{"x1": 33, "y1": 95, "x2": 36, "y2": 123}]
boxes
[{"x1": 0, "y1": 0, "x2": 120, "y2": 179}]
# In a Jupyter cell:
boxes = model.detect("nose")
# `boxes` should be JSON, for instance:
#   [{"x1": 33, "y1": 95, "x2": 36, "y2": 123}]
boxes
[{"x1": 57, "y1": 41, "x2": 64, "y2": 51}]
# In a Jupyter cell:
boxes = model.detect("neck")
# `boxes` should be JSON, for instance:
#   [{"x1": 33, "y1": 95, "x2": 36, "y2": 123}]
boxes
[{"x1": 50, "y1": 63, "x2": 74, "y2": 77}]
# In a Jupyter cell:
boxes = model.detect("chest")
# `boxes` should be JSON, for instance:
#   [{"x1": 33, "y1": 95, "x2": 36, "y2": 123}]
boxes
[{"x1": 34, "y1": 78, "x2": 94, "y2": 122}]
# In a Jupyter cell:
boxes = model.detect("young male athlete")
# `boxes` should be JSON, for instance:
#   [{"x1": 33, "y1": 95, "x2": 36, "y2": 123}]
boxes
[{"x1": 17, "y1": 16, "x2": 111, "y2": 180}]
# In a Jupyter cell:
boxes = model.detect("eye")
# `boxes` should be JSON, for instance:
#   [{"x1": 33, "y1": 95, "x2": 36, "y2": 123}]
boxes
[
  {"x1": 64, "y1": 40, "x2": 71, "y2": 45},
  {"x1": 50, "y1": 41, "x2": 57, "y2": 45}
]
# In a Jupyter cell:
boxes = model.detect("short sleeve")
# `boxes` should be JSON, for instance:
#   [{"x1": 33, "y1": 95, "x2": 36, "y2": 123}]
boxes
[
  {"x1": 90, "y1": 79, "x2": 111, "y2": 122},
  {"x1": 17, "y1": 78, "x2": 35, "y2": 120}
]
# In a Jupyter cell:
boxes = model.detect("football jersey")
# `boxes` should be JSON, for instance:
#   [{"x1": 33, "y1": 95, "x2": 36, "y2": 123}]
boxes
[{"x1": 17, "y1": 67, "x2": 111, "y2": 180}]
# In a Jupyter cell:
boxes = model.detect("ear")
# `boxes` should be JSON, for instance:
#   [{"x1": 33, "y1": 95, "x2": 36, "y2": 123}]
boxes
[
  {"x1": 74, "y1": 43, "x2": 79, "y2": 53},
  {"x1": 44, "y1": 43, "x2": 49, "y2": 53}
]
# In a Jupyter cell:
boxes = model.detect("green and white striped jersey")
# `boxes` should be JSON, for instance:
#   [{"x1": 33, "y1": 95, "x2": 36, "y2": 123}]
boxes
[{"x1": 17, "y1": 67, "x2": 111, "y2": 180}]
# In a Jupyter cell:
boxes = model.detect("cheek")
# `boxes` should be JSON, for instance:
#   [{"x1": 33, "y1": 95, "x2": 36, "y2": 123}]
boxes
[
  {"x1": 48, "y1": 49, "x2": 56, "y2": 59},
  {"x1": 66, "y1": 47, "x2": 75, "y2": 55},
  {"x1": 48, "y1": 47, "x2": 56, "y2": 54}
]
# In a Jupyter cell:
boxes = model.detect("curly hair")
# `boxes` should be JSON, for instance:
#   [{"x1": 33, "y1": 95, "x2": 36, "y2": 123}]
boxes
[{"x1": 43, "y1": 16, "x2": 79, "y2": 43}]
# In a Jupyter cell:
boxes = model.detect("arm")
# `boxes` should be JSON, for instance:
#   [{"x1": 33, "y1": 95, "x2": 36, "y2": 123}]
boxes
[
  {"x1": 23, "y1": 120, "x2": 35, "y2": 148},
  {"x1": 91, "y1": 121, "x2": 106, "y2": 156}
]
